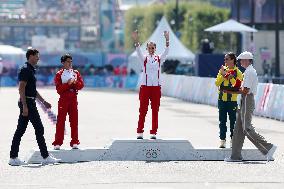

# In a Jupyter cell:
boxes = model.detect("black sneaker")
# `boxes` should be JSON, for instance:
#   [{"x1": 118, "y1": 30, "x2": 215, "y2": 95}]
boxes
[
  {"x1": 137, "y1": 133, "x2": 143, "y2": 139},
  {"x1": 150, "y1": 134, "x2": 156, "y2": 140}
]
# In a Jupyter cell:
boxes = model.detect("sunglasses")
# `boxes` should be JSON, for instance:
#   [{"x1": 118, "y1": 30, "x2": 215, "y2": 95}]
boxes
[{"x1": 148, "y1": 47, "x2": 155, "y2": 50}]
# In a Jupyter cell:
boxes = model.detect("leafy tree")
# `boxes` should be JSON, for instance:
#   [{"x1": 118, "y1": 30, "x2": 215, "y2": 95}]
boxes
[{"x1": 124, "y1": 1, "x2": 232, "y2": 53}]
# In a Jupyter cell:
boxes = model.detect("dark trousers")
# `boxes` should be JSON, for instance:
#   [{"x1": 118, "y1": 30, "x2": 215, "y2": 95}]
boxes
[
  {"x1": 10, "y1": 99, "x2": 49, "y2": 159},
  {"x1": 218, "y1": 100, "x2": 238, "y2": 140}
]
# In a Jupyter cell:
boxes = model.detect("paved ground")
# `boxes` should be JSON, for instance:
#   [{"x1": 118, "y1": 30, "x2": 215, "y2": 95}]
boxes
[{"x1": 0, "y1": 87, "x2": 283, "y2": 189}]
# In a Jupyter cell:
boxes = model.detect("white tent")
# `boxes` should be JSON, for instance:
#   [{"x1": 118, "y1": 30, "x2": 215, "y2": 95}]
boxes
[
  {"x1": 0, "y1": 45, "x2": 25, "y2": 68},
  {"x1": 0, "y1": 45, "x2": 25, "y2": 54},
  {"x1": 128, "y1": 17, "x2": 195, "y2": 73},
  {"x1": 204, "y1": 19, "x2": 258, "y2": 33}
]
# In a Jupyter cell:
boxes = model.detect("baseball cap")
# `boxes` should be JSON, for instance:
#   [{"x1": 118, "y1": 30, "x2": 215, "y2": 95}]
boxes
[{"x1": 237, "y1": 51, "x2": 253, "y2": 60}]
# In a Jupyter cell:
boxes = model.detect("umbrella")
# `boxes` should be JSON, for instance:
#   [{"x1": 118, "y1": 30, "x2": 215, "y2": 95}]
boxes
[
  {"x1": 204, "y1": 19, "x2": 258, "y2": 33},
  {"x1": 204, "y1": 19, "x2": 258, "y2": 52}
]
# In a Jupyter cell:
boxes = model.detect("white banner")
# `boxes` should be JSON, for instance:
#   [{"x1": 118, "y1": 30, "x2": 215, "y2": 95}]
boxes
[{"x1": 137, "y1": 74, "x2": 284, "y2": 121}]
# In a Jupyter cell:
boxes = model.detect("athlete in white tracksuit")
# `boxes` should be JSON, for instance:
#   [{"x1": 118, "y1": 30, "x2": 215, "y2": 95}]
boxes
[{"x1": 132, "y1": 30, "x2": 169, "y2": 139}]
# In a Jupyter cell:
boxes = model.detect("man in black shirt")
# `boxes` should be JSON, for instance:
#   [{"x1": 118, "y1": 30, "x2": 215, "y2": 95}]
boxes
[{"x1": 9, "y1": 48, "x2": 60, "y2": 166}]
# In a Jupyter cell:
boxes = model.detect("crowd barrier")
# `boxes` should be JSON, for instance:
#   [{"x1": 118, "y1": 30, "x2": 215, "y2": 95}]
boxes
[
  {"x1": 83, "y1": 75, "x2": 138, "y2": 89},
  {"x1": 0, "y1": 76, "x2": 17, "y2": 86},
  {"x1": 2, "y1": 73, "x2": 283, "y2": 121},
  {"x1": 0, "y1": 75, "x2": 139, "y2": 89},
  {"x1": 136, "y1": 74, "x2": 284, "y2": 121}
]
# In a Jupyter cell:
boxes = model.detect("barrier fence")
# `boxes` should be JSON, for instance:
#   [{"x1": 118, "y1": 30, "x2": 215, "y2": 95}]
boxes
[
  {"x1": 0, "y1": 74, "x2": 139, "y2": 89},
  {"x1": 1, "y1": 73, "x2": 283, "y2": 121},
  {"x1": 137, "y1": 74, "x2": 284, "y2": 122}
]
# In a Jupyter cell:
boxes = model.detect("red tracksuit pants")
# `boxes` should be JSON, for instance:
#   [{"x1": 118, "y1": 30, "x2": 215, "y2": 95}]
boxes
[
  {"x1": 52, "y1": 93, "x2": 79, "y2": 147},
  {"x1": 137, "y1": 85, "x2": 161, "y2": 135}
]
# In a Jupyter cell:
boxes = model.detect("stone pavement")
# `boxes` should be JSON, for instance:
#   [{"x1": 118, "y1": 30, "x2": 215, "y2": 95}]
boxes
[{"x1": 0, "y1": 87, "x2": 283, "y2": 189}]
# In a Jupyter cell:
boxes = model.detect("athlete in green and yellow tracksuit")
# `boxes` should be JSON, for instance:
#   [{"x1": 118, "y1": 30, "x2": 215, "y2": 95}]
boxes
[{"x1": 215, "y1": 53, "x2": 243, "y2": 148}]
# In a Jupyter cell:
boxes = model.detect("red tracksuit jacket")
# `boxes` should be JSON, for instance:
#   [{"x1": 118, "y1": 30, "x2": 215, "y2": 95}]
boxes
[{"x1": 54, "y1": 69, "x2": 84, "y2": 95}]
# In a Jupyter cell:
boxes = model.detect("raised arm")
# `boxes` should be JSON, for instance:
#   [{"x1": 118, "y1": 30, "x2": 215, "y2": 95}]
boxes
[
  {"x1": 215, "y1": 66, "x2": 226, "y2": 87},
  {"x1": 132, "y1": 30, "x2": 144, "y2": 63},
  {"x1": 160, "y1": 31, "x2": 170, "y2": 63}
]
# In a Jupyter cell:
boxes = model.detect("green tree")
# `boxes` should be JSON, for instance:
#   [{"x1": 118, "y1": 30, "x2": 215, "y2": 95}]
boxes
[
  {"x1": 181, "y1": 3, "x2": 230, "y2": 52},
  {"x1": 124, "y1": 1, "x2": 231, "y2": 53}
]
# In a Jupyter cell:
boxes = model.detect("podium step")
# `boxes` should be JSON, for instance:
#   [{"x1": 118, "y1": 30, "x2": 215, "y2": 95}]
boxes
[
  {"x1": 27, "y1": 148, "x2": 108, "y2": 164},
  {"x1": 27, "y1": 139, "x2": 268, "y2": 163}
]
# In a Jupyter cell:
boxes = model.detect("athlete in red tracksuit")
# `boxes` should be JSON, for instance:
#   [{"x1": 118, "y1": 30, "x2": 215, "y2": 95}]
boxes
[
  {"x1": 132, "y1": 30, "x2": 169, "y2": 139},
  {"x1": 52, "y1": 54, "x2": 84, "y2": 149}
]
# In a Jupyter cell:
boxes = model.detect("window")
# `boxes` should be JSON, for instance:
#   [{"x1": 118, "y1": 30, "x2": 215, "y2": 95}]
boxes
[
  {"x1": 68, "y1": 27, "x2": 80, "y2": 41},
  {"x1": 13, "y1": 27, "x2": 25, "y2": 40},
  {"x1": 0, "y1": 26, "x2": 11, "y2": 41}
]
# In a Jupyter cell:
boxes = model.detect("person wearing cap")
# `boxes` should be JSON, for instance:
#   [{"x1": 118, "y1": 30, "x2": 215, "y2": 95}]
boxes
[
  {"x1": 132, "y1": 30, "x2": 169, "y2": 140},
  {"x1": 9, "y1": 48, "x2": 60, "y2": 166},
  {"x1": 52, "y1": 54, "x2": 84, "y2": 150},
  {"x1": 223, "y1": 51, "x2": 277, "y2": 162},
  {"x1": 215, "y1": 52, "x2": 243, "y2": 148}
]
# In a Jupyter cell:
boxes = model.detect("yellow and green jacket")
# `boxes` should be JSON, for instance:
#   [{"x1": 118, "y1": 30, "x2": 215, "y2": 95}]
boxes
[{"x1": 215, "y1": 66, "x2": 243, "y2": 101}]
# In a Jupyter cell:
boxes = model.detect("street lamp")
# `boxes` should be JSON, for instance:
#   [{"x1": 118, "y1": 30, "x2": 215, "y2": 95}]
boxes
[
  {"x1": 188, "y1": 16, "x2": 193, "y2": 46},
  {"x1": 133, "y1": 18, "x2": 138, "y2": 30},
  {"x1": 275, "y1": 0, "x2": 280, "y2": 79},
  {"x1": 175, "y1": 0, "x2": 179, "y2": 32}
]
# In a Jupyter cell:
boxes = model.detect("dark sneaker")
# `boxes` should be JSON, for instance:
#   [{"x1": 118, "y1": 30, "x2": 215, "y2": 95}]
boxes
[
  {"x1": 219, "y1": 140, "x2": 226, "y2": 148},
  {"x1": 150, "y1": 134, "x2": 156, "y2": 140},
  {"x1": 72, "y1": 144, "x2": 79, "y2": 150},
  {"x1": 137, "y1": 133, "x2": 143, "y2": 139}
]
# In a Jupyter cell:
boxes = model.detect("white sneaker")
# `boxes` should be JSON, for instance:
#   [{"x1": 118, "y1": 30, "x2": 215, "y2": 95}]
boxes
[
  {"x1": 137, "y1": 133, "x2": 143, "y2": 139},
  {"x1": 8, "y1": 158, "x2": 27, "y2": 166},
  {"x1": 150, "y1": 134, "x2": 156, "y2": 140},
  {"x1": 224, "y1": 157, "x2": 243, "y2": 162},
  {"x1": 72, "y1": 144, "x2": 79, "y2": 149},
  {"x1": 42, "y1": 155, "x2": 60, "y2": 165},
  {"x1": 266, "y1": 145, "x2": 277, "y2": 162},
  {"x1": 219, "y1": 140, "x2": 226, "y2": 148},
  {"x1": 54, "y1": 145, "x2": 60, "y2": 150}
]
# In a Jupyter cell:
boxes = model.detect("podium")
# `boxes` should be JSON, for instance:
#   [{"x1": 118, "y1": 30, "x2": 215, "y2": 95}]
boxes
[{"x1": 27, "y1": 139, "x2": 268, "y2": 164}]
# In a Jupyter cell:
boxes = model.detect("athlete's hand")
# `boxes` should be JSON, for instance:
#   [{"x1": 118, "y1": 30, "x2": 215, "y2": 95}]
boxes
[
  {"x1": 67, "y1": 78, "x2": 74, "y2": 85},
  {"x1": 220, "y1": 66, "x2": 226, "y2": 77},
  {"x1": 72, "y1": 74, "x2": 77, "y2": 84},
  {"x1": 43, "y1": 101, "x2": 52, "y2": 109},
  {"x1": 22, "y1": 104, "x2": 28, "y2": 117},
  {"x1": 228, "y1": 74, "x2": 234, "y2": 79},
  {"x1": 164, "y1": 31, "x2": 169, "y2": 41}
]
